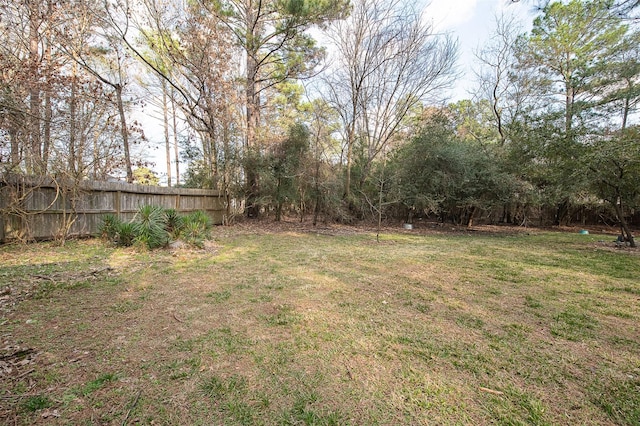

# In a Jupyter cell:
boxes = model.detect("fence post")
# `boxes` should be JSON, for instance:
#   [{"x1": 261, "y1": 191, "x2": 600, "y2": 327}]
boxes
[{"x1": 115, "y1": 191, "x2": 121, "y2": 219}]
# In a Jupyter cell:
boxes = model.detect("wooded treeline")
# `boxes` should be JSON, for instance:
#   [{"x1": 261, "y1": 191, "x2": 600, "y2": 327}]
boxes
[{"x1": 0, "y1": 0, "x2": 638, "y2": 243}]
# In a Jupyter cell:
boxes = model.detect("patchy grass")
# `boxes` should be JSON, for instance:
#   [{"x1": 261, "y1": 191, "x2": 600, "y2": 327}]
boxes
[
  {"x1": 1, "y1": 225, "x2": 639, "y2": 425},
  {"x1": 20, "y1": 395, "x2": 52, "y2": 413}
]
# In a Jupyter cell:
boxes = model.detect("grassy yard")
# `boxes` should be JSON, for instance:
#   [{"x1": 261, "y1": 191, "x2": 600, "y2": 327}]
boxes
[{"x1": 1, "y1": 224, "x2": 639, "y2": 425}]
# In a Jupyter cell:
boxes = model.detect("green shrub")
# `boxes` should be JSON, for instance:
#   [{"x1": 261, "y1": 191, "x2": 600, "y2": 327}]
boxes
[
  {"x1": 98, "y1": 214, "x2": 122, "y2": 241},
  {"x1": 163, "y1": 208, "x2": 184, "y2": 239},
  {"x1": 181, "y1": 211, "x2": 212, "y2": 248},
  {"x1": 181, "y1": 220, "x2": 205, "y2": 248},
  {"x1": 133, "y1": 205, "x2": 169, "y2": 249},
  {"x1": 100, "y1": 207, "x2": 212, "y2": 250},
  {"x1": 116, "y1": 222, "x2": 136, "y2": 247},
  {"x1": 186, "y1": 210, "x2": 212, "y2": 231}
]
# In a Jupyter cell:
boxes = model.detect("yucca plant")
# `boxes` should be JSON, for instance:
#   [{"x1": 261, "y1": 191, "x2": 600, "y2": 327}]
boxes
[
  {"x1": 181, "y1": 211, "x2": 212, "y2": 248},
  {"x1": 180, "y1": 219, "x2": 205, "y2": 248},
  {"x1": 133, "y1": 205, "x2": 168, "y2": 249},
  {"x1": 186, "y1": 210, "x2": 212, "y2": 232},
  {"x1": 163, "y1": 208, "x2": 184, "y2": 239},
  {"x1": 98, "y1": 214, "x2": 122, "y2": 241},
  {"x1": 115, "y1": 222, "x2": 136, "y2": 247},
  {"x1": 99, "y1": 206, "x2": 213, "y2": 250}
]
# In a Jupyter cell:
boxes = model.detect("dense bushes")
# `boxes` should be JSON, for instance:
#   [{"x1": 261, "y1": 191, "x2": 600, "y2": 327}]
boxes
[
  {"x1": 98, "y1": 206, "x2": 213, "y2": 249},
  {"x1": 385, "y1": 114, "x2": 526, "y2": 226}
]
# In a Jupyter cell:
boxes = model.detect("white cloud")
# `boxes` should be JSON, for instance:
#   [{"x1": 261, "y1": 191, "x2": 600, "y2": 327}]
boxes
[{"x1": 424, "y1": 0, "x2": 479, "y2": 31}]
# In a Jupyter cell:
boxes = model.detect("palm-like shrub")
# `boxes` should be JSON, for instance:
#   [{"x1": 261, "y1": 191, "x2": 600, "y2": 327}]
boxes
[
  {"x1": 133, "y1": 205, "x2": 169, "y2": 249},
  {"x1": 116, "y1": 222, "x2": 136, "y2": 247},
  {"x1": 181, "y1": 211, "x2": 213, "y2": 248},
  {"x1": 163, "y1": 208, "x2": 184, "y2": 239},
  {"x1": 98, "y1": 214, "x2": 122, "y2": 241},
  {"x1": 99, "y1": 207, "x2": 213, "y2": 250},
  {"x1": 186, "y1": 210, "x2": 212, "y2": 231}
]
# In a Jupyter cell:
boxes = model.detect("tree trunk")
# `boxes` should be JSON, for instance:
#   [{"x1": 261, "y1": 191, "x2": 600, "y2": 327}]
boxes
[
  {"x1": 93, "y1": 124, "x2": 103, "y2": 179},
  {"x1": 162, "y1": 80, "x2": 172, "y2": 187},
  {"x1": 275, "y1": 177, "x2": 282, "y2": 222},
  {"x1": 115, "y1": 84, "x2": 133, "y2": 183},
  {"x1": 313, "y1": 196, "x2": 321, "y2": 226},
  {"x1": 69, "y1": 63, "x2": 78, "y2": 175},
  {"x1": 564, "y1": 50, "x2": 574, "y2": 136},
  {"x1": 9, "y1": 125, "x2": 20, "y2": 168},
  {"x1": 492, "y1": 79, "x2": 505, "y2": 145},
  {"x1": 613, "y1": 198, "x2": 636, "y2": 248},
  {"x1": 77, "y1": 125, "x2": 87, "y2": 177},
  {"x1": 244, "y1": 0, "x2": 261, "y2": 218},
  {"x1": 312, "y1": 149, "x2": 321, "y2": 226},
  {"x1": 554, "y1": 200, "x2": 570, "y2": 226},
  {"x1": 467, "y1": 206, "x2": 477, "y2": 228},
  {"x1": 245, "y1": 44, "x2": 260, "y2": 218},
  {"x1": 376, "y1": 156, "x2": 387, "y2": 242},
  {"x1": 376, "y1": 173, "x2": 383, "y2": 242},
  {"x1": 345, "y1": 126, "x2": 354, "y2": 199},
  {"x1": 28, "y1": 0, "x2": 42, "y2": 174},
  {"x1": 171, "y1": 88, "x2": 180, "y2": 186},
  {"x1": 621, "y1": 87, "x2": 630, "y2": 131},
  {"x1": 501, "y1": 204, "x2": 512, "y2": 224},
  {"x1": 41, "y1": 0, "x2": 53, "y2": 174},
  {"x1": 222, "y1": 116, "x2": 232, "y2": 223},
  {"x1": 565, "y1": 84, "x2": 573, "y2": 135},
  {"x1": 43, "y1": 89, "x2": 51, "y2": 174}
]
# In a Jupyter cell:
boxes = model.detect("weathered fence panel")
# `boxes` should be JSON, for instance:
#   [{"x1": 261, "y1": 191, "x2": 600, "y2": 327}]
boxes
[{"x1": 0, "y1": 175, "x2": 225, "y2": 242}]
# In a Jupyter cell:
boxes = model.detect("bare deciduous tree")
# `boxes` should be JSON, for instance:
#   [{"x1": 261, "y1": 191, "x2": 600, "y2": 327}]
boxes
[
  {"x1": 473, "y1": 12, "x2": 533, "y2": 145},
  {"x1": 128, "y1": 0, "x2": 241, "y2": 193},
  {"x1": 324, "y1": 0, "x2": 458, "y2": 198}
]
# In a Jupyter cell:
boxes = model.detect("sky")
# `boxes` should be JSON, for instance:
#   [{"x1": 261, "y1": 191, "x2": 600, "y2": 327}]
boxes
[{"x1": 423, "y1": 0, "x2": 536, "y2": 100}]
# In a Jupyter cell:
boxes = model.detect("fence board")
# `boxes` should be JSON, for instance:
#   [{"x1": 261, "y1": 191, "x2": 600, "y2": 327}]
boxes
[{"x1": 0, "y1": 175, "x2": 225, "y2": 242}]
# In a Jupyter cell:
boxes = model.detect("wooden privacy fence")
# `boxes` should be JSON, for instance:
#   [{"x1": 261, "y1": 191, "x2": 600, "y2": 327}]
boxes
[{"x1": 0, "y1": 175, "x2": 225, "y2": 243}]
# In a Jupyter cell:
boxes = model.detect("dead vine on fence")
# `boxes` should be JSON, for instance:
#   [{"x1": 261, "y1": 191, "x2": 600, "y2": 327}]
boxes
[{"x1": 0, "y1": 173, "x2": 85, "y2": 244}]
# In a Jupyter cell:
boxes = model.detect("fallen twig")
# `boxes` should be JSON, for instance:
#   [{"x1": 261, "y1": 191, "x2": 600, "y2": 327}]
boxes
[
  {"x1": 479, "y1": 387, "x2": 504, "y2": 395},
  {"x1": 172, "y1": 312, "x2": 183, "y2": 323},
  {"x1": 0, "y1": 348, "x2": 35, "y2": 362},
  {"x1": 88, "y1": 267, "x2": 114, "y2": 276},
  {"x1": 344, "y1": 364, "x2": 353, "y2": 380},
  {"x1": 122, "y1": 389, "x2": 142, "y2": 426},
  {"x1": 30, "y1": 275, "x2": 56, "y2": 283},
  {"x1": 15, "y1": 368, "x2": 35, "y2": 379}
]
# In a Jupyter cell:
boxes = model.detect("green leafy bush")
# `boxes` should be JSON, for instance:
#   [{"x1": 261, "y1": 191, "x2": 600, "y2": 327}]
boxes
[{"x1": 180, "y1": 219, "x2": 205, "y2": 248}]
